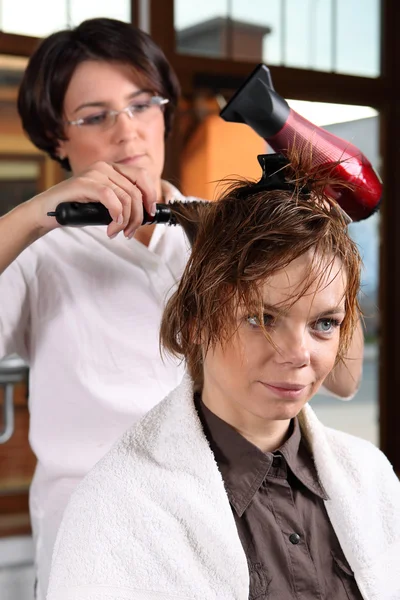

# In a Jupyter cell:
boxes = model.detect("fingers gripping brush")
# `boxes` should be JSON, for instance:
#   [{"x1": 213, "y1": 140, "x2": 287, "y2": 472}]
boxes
[{"x1": 220, "y1": 64, "x2": 382, "y2": 221}]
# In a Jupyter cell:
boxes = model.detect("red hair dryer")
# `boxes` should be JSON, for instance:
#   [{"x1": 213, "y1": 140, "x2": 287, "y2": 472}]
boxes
[{"x1": 220, "y1": 64, "x2": 382, "y2": 221}]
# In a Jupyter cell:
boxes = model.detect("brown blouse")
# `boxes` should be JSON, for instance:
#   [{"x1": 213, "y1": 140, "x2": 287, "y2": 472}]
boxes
[{"x1": 195, "y1": 395, "x2": 364, "y2": 599}]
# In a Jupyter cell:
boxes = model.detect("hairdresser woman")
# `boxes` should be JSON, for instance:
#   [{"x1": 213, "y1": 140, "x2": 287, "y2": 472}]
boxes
[{"x1": 0, "y1": 17, "x2": 363, "y2": 599}]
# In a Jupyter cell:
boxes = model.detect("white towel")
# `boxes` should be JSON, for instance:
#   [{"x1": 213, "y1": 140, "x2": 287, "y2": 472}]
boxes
[
  {"x1": 299, "y1": 406, "x2": 400, "y2": 599},
  {"x1": 48, "y1": 374, "x2": 400, "y2": 600}
]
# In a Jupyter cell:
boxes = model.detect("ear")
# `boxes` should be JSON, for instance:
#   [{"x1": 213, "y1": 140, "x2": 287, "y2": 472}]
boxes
[
  {"x1": 55, "y1": 140, "x2": 67, "y2": 161},
  {"x1": 187, "y1": 317, "x2": 205, "y2": 346}
]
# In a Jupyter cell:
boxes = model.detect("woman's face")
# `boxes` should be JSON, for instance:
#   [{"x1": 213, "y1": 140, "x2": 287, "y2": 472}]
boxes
[
  {"x1": 58, "y1": 60, "x2": 166, "y2": 184},
  {"x1": 202, "y1": 251, "x2": 347, "y2": 427}
]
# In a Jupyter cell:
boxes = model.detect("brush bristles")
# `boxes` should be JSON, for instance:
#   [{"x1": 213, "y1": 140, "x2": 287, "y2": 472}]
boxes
[{"x1": 168, "y1": 200, "x2": 211, "y2": 245}]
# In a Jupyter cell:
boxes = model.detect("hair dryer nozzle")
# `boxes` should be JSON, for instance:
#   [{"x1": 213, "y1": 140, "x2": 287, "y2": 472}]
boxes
[
  {"x1": 220, "y1": 64, "x2": 290, "y2": 138},
  {"x1": 220, "y1": 64, "x2": 382, "y2": 222}
]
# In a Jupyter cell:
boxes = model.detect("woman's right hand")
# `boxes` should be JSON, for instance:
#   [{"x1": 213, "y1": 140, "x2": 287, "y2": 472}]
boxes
[{"x1": 29, "y1": 161, "x2": 158, "y2": 239}]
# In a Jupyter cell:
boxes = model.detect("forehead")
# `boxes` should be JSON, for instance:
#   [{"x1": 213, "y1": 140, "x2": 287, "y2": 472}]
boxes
[
  {"x1": 64, "y1": 61, "x2": 149, "y2": 108},
  {"x1": 262, "y1": 252, "x2": 346, "y2": 308}
]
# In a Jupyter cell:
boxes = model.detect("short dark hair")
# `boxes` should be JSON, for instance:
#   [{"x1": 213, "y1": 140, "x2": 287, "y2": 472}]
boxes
[{"x1": 17, "y1": 18, "x2": 181, "y2": 171}]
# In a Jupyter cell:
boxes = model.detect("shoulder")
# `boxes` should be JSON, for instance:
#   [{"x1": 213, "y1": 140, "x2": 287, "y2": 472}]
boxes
[
  {"x1": 49, "y1": 377, "x2": 205, "y2": 574},
  {"x1": 324, "y1": 426, "x2": 385, "y2": 461},
  {"x1": 301, "y1": 405, "x2": 398, "y2": 481},
  {"x1": 62, "y1": 376, "x2": 196, "y2": 502},
  {"x1": 321, "y1": 425, "x2": 399, "y2": 494}
]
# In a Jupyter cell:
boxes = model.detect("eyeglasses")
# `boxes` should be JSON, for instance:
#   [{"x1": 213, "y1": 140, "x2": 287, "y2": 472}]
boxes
[{"x1": 66, "y1": 93, "x2": 169, "y2": 132}]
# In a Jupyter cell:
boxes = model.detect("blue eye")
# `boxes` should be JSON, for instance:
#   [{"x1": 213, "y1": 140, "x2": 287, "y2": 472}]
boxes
[{"x1": 315, "y1": 318, "x2": 341, "y2": 333}]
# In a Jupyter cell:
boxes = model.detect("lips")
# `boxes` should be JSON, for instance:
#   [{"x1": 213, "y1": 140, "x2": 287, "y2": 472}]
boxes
[
  {"x1": 116, "y1": 154, "x2": 146, "y2": 165},
  {"x1": 259, "y1": 381, "x2": 309, "y2": 399},
  {"x1": 264, "y1": 382, "x2": 306, "y2": 391}
]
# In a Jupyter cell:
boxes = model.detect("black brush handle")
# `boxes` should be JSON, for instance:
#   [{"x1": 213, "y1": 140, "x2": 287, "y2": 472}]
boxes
[{"x1": 48, "y1": 202, "x2": 173, "y2": 226}]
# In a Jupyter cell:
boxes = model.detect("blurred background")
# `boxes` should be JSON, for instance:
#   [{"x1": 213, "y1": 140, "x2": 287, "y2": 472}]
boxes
[{"x1": 1, "y1": 1, "x2": 399, "y2": 598}]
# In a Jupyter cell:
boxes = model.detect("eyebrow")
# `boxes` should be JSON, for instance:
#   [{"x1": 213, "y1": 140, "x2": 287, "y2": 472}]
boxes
[
  {"x1": 314, "y1": 307, "x2": 346, "y2": 317},
  {"x1": 72, "y1": 89, "x2": 150, "y2": 115},
  {"x1": 261, "y1": 302, "x2": 346, "y2": 317}
]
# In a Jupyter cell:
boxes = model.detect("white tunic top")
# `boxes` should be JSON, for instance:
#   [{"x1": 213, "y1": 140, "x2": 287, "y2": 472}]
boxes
[{"x1": 0, "y1": 183, "x2": 192, "y2": 599}]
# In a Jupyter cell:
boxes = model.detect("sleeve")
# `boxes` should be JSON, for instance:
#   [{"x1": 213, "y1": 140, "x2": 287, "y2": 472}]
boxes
[
  {"x1": 318, "y1": 379, "x2": 361, "y2": 401},
  {"x1": 0, "y1": 258, "x2": 32, "y2": 362},
  {"x1": 318, "y1": 384, "x2": 343, "y2": 398}
]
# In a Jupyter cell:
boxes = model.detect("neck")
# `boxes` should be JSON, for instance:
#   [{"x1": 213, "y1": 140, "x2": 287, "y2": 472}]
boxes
[{"x1": 201, "y1": 390, "x2": 292, "y2": 453}]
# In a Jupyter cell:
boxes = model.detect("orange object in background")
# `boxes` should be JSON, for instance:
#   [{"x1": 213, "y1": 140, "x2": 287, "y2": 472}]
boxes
[{"x1": 180, "y1": 113, "x2": 266, "y2": 201}]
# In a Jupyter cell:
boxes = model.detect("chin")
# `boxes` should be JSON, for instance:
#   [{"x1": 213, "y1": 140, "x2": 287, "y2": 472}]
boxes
[
  {"x1": 273, "y1": 406, "x2": 305, "y2": 421},
  {"x1": 252, "y1": 397, "x2": 308, "y2": 422}
]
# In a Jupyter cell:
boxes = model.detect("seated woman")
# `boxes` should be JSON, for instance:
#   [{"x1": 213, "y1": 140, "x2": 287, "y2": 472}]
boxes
[{"x1": 47, "y1": 154, "x2": 400, "y2": 600}]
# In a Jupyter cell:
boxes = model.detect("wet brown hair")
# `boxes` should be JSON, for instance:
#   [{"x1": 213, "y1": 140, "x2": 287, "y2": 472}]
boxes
[
  {"x1": 161, "y1": 152, "x2": 362, "y2": 387},
  {"x1": 17, "y1": 18, "x2": 180, "y2": 171}
]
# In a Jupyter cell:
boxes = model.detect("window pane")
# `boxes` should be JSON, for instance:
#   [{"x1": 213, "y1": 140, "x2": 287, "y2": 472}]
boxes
[
  {"x1": 175, "y1": 0, "x2": 229, "y2": 58},
  {"x1": 69, "y1": 0, "x2": 131, "y2": 27},
  {"x1": 0, "y1": 0, "x2": 131, "y2": 37},
  {"x1": 175, "y1": 0, "x2": 380, "y2": 77},
  {"x1": 336, "y1": 0, "x2": 380, "y2": 76}
]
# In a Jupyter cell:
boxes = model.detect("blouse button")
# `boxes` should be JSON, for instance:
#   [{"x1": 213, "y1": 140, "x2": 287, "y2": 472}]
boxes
[
  {"x1": 289, "y1": 533, "x2": 301, "y2": 545},
  {"x1": 272, "y1": 456, "x2": 281, "y2": 468}
]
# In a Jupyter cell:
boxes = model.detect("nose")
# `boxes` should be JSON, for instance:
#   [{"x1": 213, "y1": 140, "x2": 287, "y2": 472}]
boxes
[
  {"x1": 274, "y1": 327, "x2": 311, "y2": 368},
  {"x1": 111, "y1": 110, "x2": 139, "y2": 143}
]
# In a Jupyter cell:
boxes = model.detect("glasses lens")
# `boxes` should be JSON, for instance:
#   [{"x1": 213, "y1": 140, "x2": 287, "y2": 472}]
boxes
[
  {"x1": 129, "y1": 95, "x2": 157, "y2": 120},
  {"x1": 78, "y1": 111, "x2": 113, "y2": 130},
  {"x1": 100, "y1": 112, "x2": 115, "y2": 131}
]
